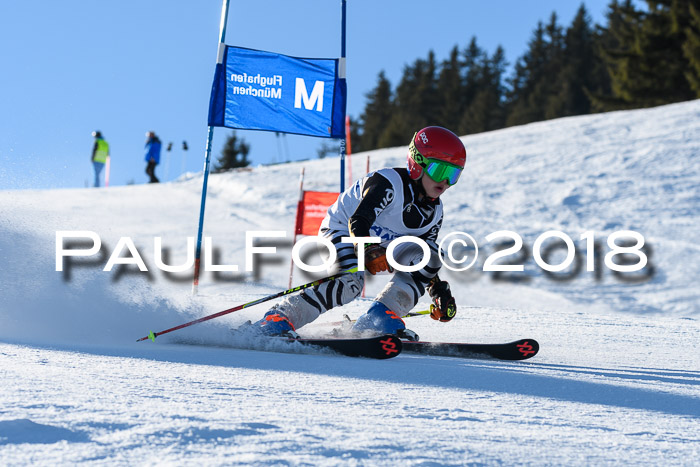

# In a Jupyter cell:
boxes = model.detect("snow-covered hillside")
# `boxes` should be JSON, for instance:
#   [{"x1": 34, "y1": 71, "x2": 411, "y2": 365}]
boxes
[{"x1": 1, "y1": 101, "x2": 699, "y2": 464}]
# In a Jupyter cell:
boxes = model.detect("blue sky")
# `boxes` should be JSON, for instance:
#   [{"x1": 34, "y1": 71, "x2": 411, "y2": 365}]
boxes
[{"x1": 0, "y1": 0, "x2": 617, "y2": 190}]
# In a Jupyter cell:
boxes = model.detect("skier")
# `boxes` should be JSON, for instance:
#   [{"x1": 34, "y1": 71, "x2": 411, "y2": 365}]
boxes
[
  {"x1": 144, "y1": 131, "x2": 161, "y2": 183},
  {"x1": 91, "y1": 131, "x2": 110, "y2": 187},
  {"x1": 255, "y1": 126, "x2": 466, "y2": 339}
]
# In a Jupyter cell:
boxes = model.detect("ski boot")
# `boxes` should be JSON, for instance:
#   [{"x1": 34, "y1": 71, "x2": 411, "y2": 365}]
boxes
[
  {"x1": 352, "y1": 301, "x2": 419, "y2": 341},
  {"x1": 254, "y1": 309, "x2": 299, "y2": 339}
]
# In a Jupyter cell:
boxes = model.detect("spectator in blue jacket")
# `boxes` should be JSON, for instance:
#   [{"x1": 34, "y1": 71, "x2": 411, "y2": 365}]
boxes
[{"x1": 144, "y1": 131, "x2": 161, "y2": 183}]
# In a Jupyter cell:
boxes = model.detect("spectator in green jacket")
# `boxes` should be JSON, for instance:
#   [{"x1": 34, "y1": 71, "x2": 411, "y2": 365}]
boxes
[{"x1": 91, "y1": 131, "x2": 110, "y2": 187}]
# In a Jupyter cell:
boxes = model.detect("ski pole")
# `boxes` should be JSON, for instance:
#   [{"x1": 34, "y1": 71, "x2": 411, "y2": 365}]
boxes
[
  {"x1": 137, "y1": 267, "x2": 358, "y2": 342},
  {"x1": 323, "y1": 308, "x2": 431, "y2": 328},
  {"x1": 405, "y1": 309, "x2": 431, "y2": 318}
]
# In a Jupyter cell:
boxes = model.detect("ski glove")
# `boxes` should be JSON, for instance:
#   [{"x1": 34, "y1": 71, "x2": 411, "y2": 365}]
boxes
[
  {"x1": 361, "y1": 244, "x2": 394, "y2": 275},
  {"x1": 427, "y1": 277, "x2": 456, "y2": 322}
]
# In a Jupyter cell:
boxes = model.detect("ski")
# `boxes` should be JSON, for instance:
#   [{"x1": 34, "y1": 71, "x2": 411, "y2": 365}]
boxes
[
  {"x1": 289, "y1": 334, "x2": 403, "y2": 360},
  {"x1": 401, "y1": 338, "x2": 539, "y2": 361}
]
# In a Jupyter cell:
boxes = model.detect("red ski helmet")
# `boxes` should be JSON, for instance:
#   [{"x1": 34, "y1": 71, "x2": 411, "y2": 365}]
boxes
[{"x1": 407, "y1": 126, "x2": 466, "y2": 185}]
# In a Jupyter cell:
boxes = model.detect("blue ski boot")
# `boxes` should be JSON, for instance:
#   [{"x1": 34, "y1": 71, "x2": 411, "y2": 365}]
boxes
[
  {"x1": 254, "y1": 310, "x2": 299, "y2": 338},
  {"x1": 352, "y1": 301, "x2": 419, "y2": 341}
]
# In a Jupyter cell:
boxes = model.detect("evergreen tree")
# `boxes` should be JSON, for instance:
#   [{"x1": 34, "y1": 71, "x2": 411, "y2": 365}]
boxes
[
  {"x1": 679, "y1": 0, "x2": 700, "y2": 95},
  {"x1": 547, "y1": 4, "x2": 609, "y2": 118},
  {"x1": 214, "y1": 131, "x2": 250, "y2": 172},
  {"x1": 347, "y1": 116, "x2": 363, "y2": 154},
  {"x1": 641, "y1": 0, "x2": 695, "y2": 103},
  {"x1": 460, "y1": 46, "x2": 508, "y2": 134},
  {"x1": 597, "y1": 0, "x2": 695, "y2": 109},
  {"x1": 590, "y1": 0, "x2": 640, "y2": 109},
  {"x1": 454, "y1": 37, "x2": 488, "y2": 134},
  {"x1": 506, "y1": 12, "x2": 574, "y2": 125},
  {"x1": 378, "y1": 53, "x2": 437, "y2": 147},
  {"x1": 420, "y1": 51, "x2": 441, "y2": 124},
  {"x1": 461, "y1": 37, "x2": 486, "y2": 115},
  {"x1": 436, "y1": 45, "x2": 464, "y2": 129},
  {"x1": 505, "y1": 21, "x2": 550, "y2": 126},
  {"x1": 534, "y1": 13, "x2": 566, "y2": 120},
  {"x1": 358, "y1": 71, "x2": 394, "y2": 151}
]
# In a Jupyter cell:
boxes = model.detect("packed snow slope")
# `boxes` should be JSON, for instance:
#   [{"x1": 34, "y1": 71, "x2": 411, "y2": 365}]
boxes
[{"x1": 0, "y1": 100, "x2": 699, "y2": 464}]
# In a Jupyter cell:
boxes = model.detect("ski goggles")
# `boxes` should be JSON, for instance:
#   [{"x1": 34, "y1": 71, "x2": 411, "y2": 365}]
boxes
[{"x1": 409, "y1": 139, "x2": 463, "y2": 185}]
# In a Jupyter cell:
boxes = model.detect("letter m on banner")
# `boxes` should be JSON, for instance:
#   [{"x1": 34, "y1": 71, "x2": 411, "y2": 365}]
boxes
[{"x1": 208, "y1": 46, "x2": 346, "y2": 138}]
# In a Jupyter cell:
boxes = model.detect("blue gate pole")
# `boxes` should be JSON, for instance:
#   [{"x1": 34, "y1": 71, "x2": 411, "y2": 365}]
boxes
[
  {"x1": 339, "y1": 0, "x2": 347, "y2": 192},
  {"x1": 193, "y1": 0, "x2": 231, "y2": 295}
]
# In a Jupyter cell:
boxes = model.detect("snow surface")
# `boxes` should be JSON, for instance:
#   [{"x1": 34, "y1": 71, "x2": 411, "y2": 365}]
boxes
[{"x1": 1, "y1": 100, "x2": 699, "y2": 464}]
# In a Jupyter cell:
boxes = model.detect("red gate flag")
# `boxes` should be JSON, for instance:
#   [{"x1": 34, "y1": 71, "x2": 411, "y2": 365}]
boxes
[{"x1": 295, "y1": 191, "x2": 339, "y2": 235}]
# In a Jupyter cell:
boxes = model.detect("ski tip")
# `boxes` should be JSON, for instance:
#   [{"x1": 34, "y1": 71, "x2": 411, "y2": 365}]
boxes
[
  {"x1": 379, "y1": 334, "x2": 402, "y2": 359},
  {"x1": 514, "y1": 338, "x2": 539, "y2": 359}
]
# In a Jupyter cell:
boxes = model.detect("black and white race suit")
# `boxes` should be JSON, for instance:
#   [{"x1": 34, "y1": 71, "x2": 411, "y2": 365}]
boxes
[{"x1": 275, "y1": 167, "x2": 444, "y2": 329}]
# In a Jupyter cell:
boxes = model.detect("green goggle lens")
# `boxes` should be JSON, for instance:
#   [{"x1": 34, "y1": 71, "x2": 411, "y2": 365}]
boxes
[{"x1": 424, "y1": 159, "x2": 462, "y2": 185}]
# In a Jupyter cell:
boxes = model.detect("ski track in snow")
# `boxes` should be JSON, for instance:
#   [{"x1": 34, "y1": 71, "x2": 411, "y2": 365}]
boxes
[{"x1": 0, "y1": 101, "x2": 699, "y2": 464}]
